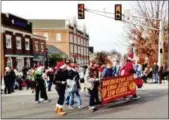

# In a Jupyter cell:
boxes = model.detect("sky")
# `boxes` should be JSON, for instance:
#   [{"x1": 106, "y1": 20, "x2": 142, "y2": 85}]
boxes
[{"x1": 2, "y1": 1, "x2": 136, "y2": 55}]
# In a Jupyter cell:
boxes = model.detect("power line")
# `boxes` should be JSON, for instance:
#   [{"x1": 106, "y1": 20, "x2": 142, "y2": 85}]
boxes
[
  {"x1": 85, "y1": 9, "x2": 115, "y2": 20},
  {"x1": 85, "y1": 8, "x2": 159, "y2": 31}
]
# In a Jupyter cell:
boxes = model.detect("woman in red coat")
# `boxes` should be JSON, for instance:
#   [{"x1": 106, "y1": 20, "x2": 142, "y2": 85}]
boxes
[{"x1": 124, "y1": 52, "x2": 140, "y2": 99}]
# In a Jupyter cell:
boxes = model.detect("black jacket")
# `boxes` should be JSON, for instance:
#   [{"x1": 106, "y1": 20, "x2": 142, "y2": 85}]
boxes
[{"x1": 53, "y1": 69, "x2": 69, "y2": 85}]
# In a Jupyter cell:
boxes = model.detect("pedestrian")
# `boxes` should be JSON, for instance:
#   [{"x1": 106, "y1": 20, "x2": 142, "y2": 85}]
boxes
[
  {"x1": 141, "y1": 67, "x2": 149, "y2": 83},
  {"x1": 10, "y1": 68, "x2": 16, "y2": 93},
  {"x1": 152, "y1": 62, "x2": 159, "y2": 83},
  {"x1": 16, "y1": 70, "x2": 23, "y2": 90},
  {"x1": 102, "y1": 61, "x2": 115, "y2": 79},
  {"x1": 124, "y1": 52, "x2": 140, "y2": 99},
  {"x1": 67, "y1": 65, "x2": 82, "y2": 109},
  {"x1": 158, "y1": 64, "x2": 164, "y2": 84},
  {"x1": 53, "y1": 62, "x2": 69, "y2": 116},
  {"x1": 85, "y1": 61, "x2": 101, "y2": 111},
  {"x1": 4, "y1": 67, "x2": 12, "y2": 94},
  {"x1": 135, "y1": 60, "x2": 142, "y2": 78},
  {"x1": 47, "y1": 68, "x2": 54, "y2": 91},
  {"x1": 34, "y1": 66, "x2": 50, "y2": 103}
]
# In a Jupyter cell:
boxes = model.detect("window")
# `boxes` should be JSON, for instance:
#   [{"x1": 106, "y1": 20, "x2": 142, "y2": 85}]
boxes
[
  {"x1": 16, "y1": 37, "x2": 22, "y2": 49},
  {"x1": 56, "y1": 33, "x2": 62, "y2": 41},
  {"x1": 70, "y1": 44, "x2": 73, "y2": 53},
  {"x1": 78, "y1": 37, "x2": 80, "y2": 45},
  {"x1": 44, "y1": 32, "x2": 48, "y2": 41},
  {"x1": 35, "y1": 41, "x2": 39, "y2": 51},
  {"x1": 81, "y1": 38, "x2": 83, "y2": 46},
  {"x1": 5, "y1": 35, "x2": 12, "y2": 49},
  {"x1": 81, "y1": 47, "x2": 83, "y2": 55},
  {"x1": 74, "y1": 35, "x2": 77, "y2": 44},
  {"x1": 25, "y1": 38, "x2": 30, "y2": 50},
  {"x1": 70, "y1": 34, "x2": 73, "y2": 43},
  {"x1": 41, "y1": 43, "x2": 45, "y2": 52},
  {"x1": 78, "y1": 46, "x2": 80, "y2": 54},
  {"x1": 74, "y1": 45, "x2": 77, "y2": 53}
]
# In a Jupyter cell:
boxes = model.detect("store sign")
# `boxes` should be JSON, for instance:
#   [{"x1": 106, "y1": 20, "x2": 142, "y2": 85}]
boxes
[
  {"x1": 101, "y1": 75, "x2": 136, "y2": 106},
  {"x1": 14, "y1": 20, "x2": 27, "y2": 28}
]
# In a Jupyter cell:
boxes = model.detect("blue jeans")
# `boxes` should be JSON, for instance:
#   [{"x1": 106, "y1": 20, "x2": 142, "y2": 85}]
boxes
[
  {"x1": 47, "y1": 80, "x2": 52, "y2": 91},
  {"x1": 153, "y1": 73, "x2": 158, "y2": 83},
  {"x1": 69, "y1": 90, "x2": 82, "y2": 106}
]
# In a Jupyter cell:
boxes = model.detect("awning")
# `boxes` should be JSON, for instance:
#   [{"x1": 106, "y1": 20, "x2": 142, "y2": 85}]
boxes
[{"x1": 5, "y1": 54, "x2": 34, "y2": 58}]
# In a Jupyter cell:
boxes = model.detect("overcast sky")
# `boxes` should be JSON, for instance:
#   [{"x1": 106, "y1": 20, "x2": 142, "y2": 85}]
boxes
[{"x1": 2, "y1": 1, "x2": 136, "y2": 55}]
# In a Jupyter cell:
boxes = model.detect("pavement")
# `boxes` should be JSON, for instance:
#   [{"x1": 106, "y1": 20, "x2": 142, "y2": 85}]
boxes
[{"x1": 1, "y1": 81, "x2": 168, "y2": 119}]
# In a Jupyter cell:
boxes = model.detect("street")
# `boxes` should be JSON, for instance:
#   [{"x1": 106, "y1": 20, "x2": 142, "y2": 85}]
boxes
[{"x1": 1, "y1": 83, "x2": 168, "y2": 119}]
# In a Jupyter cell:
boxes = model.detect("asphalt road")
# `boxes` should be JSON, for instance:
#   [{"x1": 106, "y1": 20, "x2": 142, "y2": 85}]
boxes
[{"x1": 1, "y1": 88, "x2": 168, "y2": 119}]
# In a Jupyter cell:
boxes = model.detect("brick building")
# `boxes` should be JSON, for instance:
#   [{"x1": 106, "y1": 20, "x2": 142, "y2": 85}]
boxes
[
  {"x1": 1, "y1": 13, "x2": 46, "y2": 79},
  {"x1": 29, "y1": 19, "x2": 89, "y2": 66}
]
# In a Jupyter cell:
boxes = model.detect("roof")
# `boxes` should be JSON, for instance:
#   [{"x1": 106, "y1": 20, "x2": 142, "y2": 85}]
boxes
[
  {"x1": 29, "y1": 19, "x2": 66, "y2": 29},
  {"x1": 46, "y1": 45, "x2": 66, "y2": 55}
]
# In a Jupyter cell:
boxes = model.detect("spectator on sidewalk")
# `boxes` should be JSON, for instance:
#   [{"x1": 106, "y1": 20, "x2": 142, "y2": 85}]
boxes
[
  {"x1": 34, "y1": 66, "x2": 50, "y2": 103},
  {"x1": 141, "y1": 67, "x2": 149, "y2": 83},
  {"x1": 158, "y1": 65, "x2": 164, "y2": 84},
  {"x1": 4, "y1": 67, "x2": 12, "y2": 94},
  {"x1": 152, "y1": 62, "x2": 159, "y2": 83},
  {"x1": 47, "y1": 68, "x2": 54, "y2": 91}
]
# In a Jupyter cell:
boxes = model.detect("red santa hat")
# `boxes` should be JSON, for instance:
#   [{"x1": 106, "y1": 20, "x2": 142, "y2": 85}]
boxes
[{"x1": 58, "y1": 61, "x2": 67, "y2": 69}]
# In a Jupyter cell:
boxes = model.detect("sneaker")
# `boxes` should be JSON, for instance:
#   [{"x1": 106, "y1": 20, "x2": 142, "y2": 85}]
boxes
[
  {"x1": 35, "y1": 101, "x2": 41, "y2": 104},
  {"x1": 132, "y1": 95, "x2": 140, "y2": 100},
  {"x1": 88, "y1": 106, "x2": 95, "y2": 111},
  {"x1": 44, "y1": 99, "x2": 51, "y2": 102},
  {"x1": 39, "y1": 98, "x2": 44, "y2": 102},
  {"x1": 78, "y1": 105, "x2": 83, "y2": 109},
  {"x1": 69, "y1": 105, "x2": 74, "y2": 109}
]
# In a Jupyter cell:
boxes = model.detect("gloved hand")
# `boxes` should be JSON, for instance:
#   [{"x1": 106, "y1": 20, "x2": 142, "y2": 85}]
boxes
[{"x1": 61, "y1": 81, "x2": 66, "y2": 84}]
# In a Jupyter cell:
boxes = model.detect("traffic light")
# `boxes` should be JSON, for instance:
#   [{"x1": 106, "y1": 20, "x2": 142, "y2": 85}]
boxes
[
  {"x1": 115, "y1": 4, "x2": 122, "y2": 20},
  {"x1": 160, "y1": 48, "x2": 163, "y2": 53},
  {"x1": 78, "y1": 4, "x2": 85, "y2": 19}
]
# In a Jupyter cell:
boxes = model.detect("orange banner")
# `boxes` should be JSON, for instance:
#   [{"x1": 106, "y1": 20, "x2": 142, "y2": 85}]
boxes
[{"x1": 101, "y1": 75, "x2": 136, "y2": 106}]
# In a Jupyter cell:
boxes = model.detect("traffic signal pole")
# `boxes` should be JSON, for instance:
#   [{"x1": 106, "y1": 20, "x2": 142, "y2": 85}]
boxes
[{"x1": 158, "y1": 20, "x2": 164, "y2": 67}]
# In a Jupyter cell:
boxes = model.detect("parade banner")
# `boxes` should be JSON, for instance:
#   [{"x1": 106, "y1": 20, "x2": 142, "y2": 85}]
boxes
[{"x1": 101, "y1": 75, "x2": 136, "y2": 106}]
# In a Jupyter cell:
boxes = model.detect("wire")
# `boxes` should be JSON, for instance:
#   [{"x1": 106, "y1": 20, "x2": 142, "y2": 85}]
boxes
[
  {"x1": 86, "y1": 9, "x2": 115, "y2": 20},
  {"x1": 85, "y1": 7, "x2": 161, "y2": 31}
]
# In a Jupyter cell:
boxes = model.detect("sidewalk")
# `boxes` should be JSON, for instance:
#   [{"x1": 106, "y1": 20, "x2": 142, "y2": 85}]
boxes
[{"x1": 139, "y1": 80, "x2": 168, "y2": 90}]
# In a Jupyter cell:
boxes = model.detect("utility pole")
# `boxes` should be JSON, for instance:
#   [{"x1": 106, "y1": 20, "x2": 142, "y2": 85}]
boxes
[{"x1": 158, "y1": 20, "x2": 164, "y2": 67}]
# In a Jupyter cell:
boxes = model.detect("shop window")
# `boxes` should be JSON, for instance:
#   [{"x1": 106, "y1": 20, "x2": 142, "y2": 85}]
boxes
[
  {"x1": 25, "y1": 38, "x2": 30, "y2": 50},
  {"x1": 5, "y1": 35, "x2": 12, "y2": 49},
  {"x1": 16, "y1": 37, "x2": 22, "y2": 49},
  {"x1": 41, "y1": 43, "x2": 45, "y2": 52},
  {"x1": 7, "y1": 57, "x2": 12, "y2": 68},
  {"x1": 35, "y1": 41, "x2": 39, "y2": 51}
]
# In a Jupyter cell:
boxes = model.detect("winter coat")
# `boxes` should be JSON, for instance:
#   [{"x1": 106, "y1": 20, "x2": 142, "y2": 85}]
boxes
[
  {"x1": 53, "y1": 69, "x2": 69, "y2": 87},
  {"x1": 124, "y1": 60, "x2": 135, "y2": 76},
  {"x1": 102, "y1": 68, "x2": 114, "y2": 79}
]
